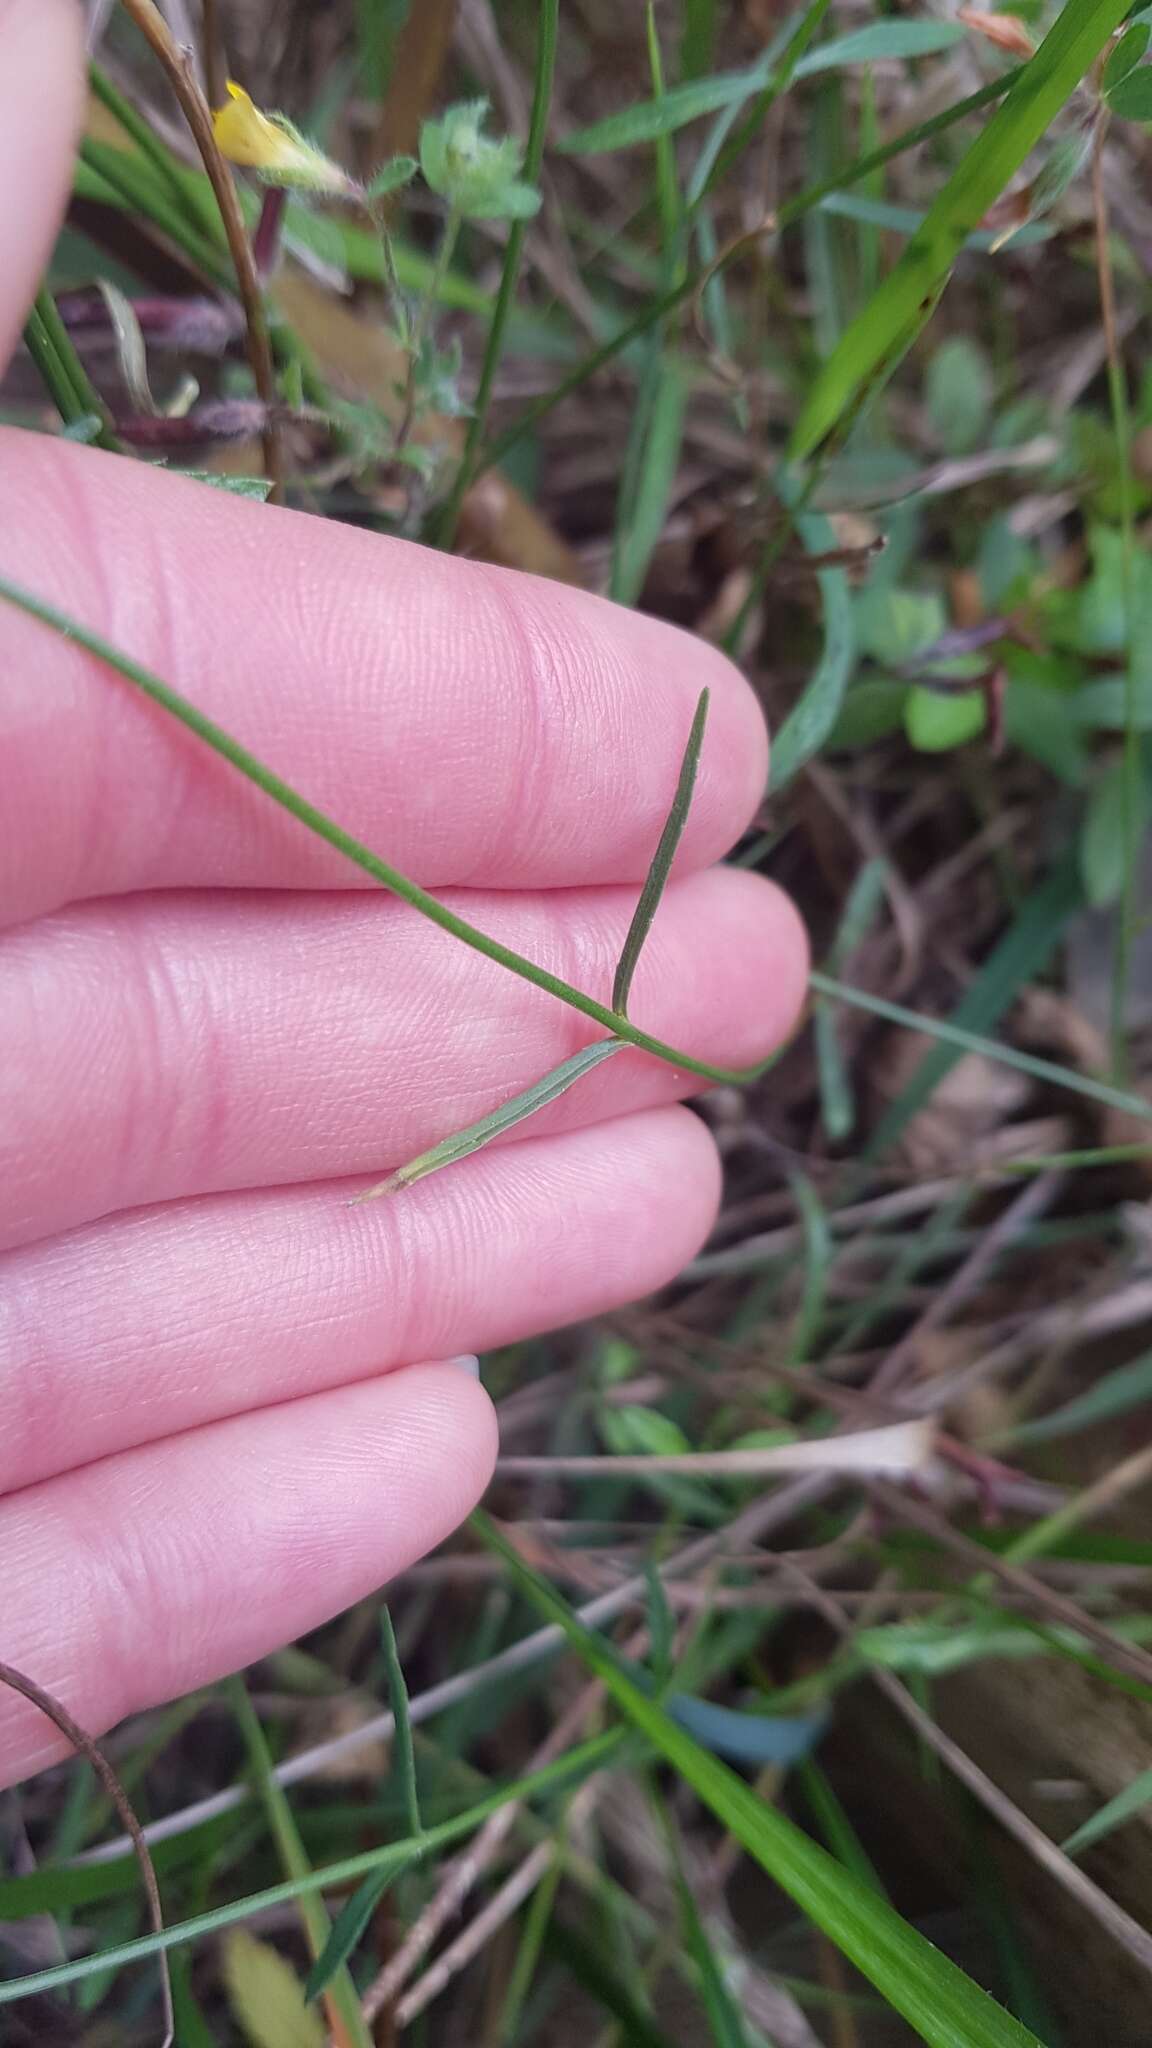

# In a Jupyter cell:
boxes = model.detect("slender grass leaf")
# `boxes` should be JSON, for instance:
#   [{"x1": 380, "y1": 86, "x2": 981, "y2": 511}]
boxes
[
  {"x1": 819, "y1": 966, "x2": 1152, "y2": 1133},
  {"x1": 766, "y1": 479, "x2": 856, "y2": 792},
  {"x1": 611, "y1": 357, "x2": 687, "y2": 608},
  {"x1": 476, "y1": 1515, "x2": 1043, "y2": 2048},
  {"x1": 613, "y1": 688, "x2": 709, "y2": 1013},
  {"x1": 304, "y1": 1860, "x2": 413, "y2": 2001},
  {"x1": 661, "y1": 1800, "x2": 752, "y2": 2048},
  {"x1": 791, "y1": 0, "x2": 1133, "y2": 458},
  {"x1": 848, "y1": 851, "x2": 1089, "y2": 1160},
  {"x1": 379, "y1": 1605, "x2": 421, "y2": 1838},
  {"x1": 797, "y1": 20, "x2": 966, "y2": 71},
  {"x1": 1062, "y1": 1765, "x2": 1152, "y2": 1857},
  {"x1": 798, "y1": 1759, "x2": 888, "y2": 1897},
  {"x1": 545, "y1": 1924, "x2": 681, "y2": 2046},
  {"x1": 560, "y1": 21, "x2": 964, "y2": 153},
  {"x1": 786, "y1": 1170, "x2": 833, "y2": 1362},
  {"x1": 355, "y1": 1039, "x2": 627, "y2": 1200},
  {"x1": 1002, "y1": 1345, "x2": 1152, "y2": 1447},
  {"x1": 817, "y1": 190, "x2": 1050, "y2": 246},
  {"x1": 230, "y1": 1679, "x2": 373, "y2": 2048},
  {"x1": 815, "y1": 858, "x2": 888, "y2": 1139}
]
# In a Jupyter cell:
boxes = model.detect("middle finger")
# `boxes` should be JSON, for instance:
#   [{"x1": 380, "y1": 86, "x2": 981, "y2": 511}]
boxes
[{"x1": 2, "y1": 867, "x2": 806, "y2": 1250}]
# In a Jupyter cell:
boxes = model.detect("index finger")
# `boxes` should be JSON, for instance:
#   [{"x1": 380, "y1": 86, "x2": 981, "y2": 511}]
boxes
[{"x1": 0, "y1": 434, "x2": 768, "y2": 925}]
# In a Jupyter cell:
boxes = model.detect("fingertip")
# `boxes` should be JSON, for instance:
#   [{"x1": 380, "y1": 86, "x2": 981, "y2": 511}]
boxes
[{"x1": 0, "y1": 0, "x2": 87, "y2": 372}]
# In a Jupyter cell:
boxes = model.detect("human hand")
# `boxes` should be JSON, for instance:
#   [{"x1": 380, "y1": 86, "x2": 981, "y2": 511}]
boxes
[{"x1": 0, "y1": 1, "x2": 806, "y2": 1785}]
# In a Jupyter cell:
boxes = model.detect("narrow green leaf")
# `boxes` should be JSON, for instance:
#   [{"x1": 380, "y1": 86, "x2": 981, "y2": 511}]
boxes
[
  {"x1": 661, "y1": 1801, "x2": 751, "y2": 2048},
  {"x1": 796, "y1": 19, "x2": 965, "y2": 72},
  {"x1": 1062, "y1": 1765, "x2": 1152, "y2": 1857},
  {"x1": 230, "y1": 1680, "x2": 373, "y2": 2048},
  {"x1": 380, "y1": 1606, "x2": 421, "y2": 1839},
  {"x1": 787, "y1": 1169, "x2": 832, "y2": 1361},
  {"x1": 1081, "y1": 754, "x2": 1152, "y2": 905},
  {"x1": 484, "y1": 70, "x2": 1023, "y2": 477},
  {"x1": 851, "y1": 852, "x2": 1090, "y2": 1161},
  {"x1": 304, "y1": 1863, "x2": 410, "y2": 2002},
  {"x1": 610, "y1": 356, "x2": 687, "y2": 606},
  {"x1": 791, "y1": 0, "x2": 1133, "y2": 458},
  {"x1": 821, "y1": 967, "x2": 1152, "y2": 1133},
  {"x1": 1004, "y1": 1345, "x2": 1152, "y2": 1447},
  {"x1": 613, "y1": 688, "x2": 709, "y2": 1014},
  {"x1": 815, "y1": 859, "x2": 888, "y2": 1138},
  {"x1": 545, "y1": 1924, "x2": 681, "y2": 2046},
  {"x1": 355, "y1": 1039, "x2": 627, "y2": 1200},
  {"x1": 560, "y1": 21, "x2": 964, "y2": 153},
  {"x1": 767, "y1": 486, "x2": 856, "y2": 791},
  {"x1": 476, "y1": 1515, "x2": 1043, "y2": 2048}
]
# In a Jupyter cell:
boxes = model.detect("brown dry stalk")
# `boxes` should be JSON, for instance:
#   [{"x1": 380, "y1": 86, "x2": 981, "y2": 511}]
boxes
[
  {"x1": 117, "y1": 0, "x2": 283, "y2": 498},
  {"x1": 0, "y1": 1658, "x2": 174, "y2": 2045}
]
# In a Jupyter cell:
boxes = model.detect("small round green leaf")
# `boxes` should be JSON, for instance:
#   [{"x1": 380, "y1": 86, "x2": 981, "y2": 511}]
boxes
[{"x1": 904, "y1": 684, "x2": 987, "y2": 752}]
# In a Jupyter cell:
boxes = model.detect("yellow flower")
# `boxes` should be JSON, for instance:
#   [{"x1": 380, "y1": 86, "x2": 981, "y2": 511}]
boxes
[{"x1": 212, "y1": 82, "x2": 352, "y2": 196}]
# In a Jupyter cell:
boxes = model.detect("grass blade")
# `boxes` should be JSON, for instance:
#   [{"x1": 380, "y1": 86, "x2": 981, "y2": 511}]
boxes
[
  {"x1": 475, "y1": 1514, "x2": 1043, "y2": 2048},
  {"x1": 852, "y1": 851, "x2": 1085, "y2": 1159},
  {"x1": 229, "y1": 1677, "x2": 374, "y2": 2048},
  {"x1": 1062, "y1": 1766, "x2": 1152, "y2": 1859},
  {"x1": 613, "y1": 688, "x2": 709, "y2": 1015},
  {"x1": 658, "y1": 1794, "x2": 751, "y2": 2048},
  {"x1": 999, "y1": 1345, "x2": 1152, "y2": 1448},
  {"x1": 354, "y1": 1039, "x2": 627, "y2": 1200},
  {"x1": 814, "y1": 857, "x2": 888, "y2": 1140},
  {"x1": 610, "y1": 354, "x2": 687, "y2": 606},
  {"x1": 790, "y1": 0, "x2": 1132, "y2": 457},
  {"x1": 379, "y1": 1605, "x2": 421, "y2": 1839},
  {"x1": 810, "y1": 967, "x2": 1152, "y2": 1133},
  {"x1": 559, "y1": 21, "x2": 964, "y2": 153},
  {"x1": 766, "y1": 488, "x2": 856, "y2": 792}
]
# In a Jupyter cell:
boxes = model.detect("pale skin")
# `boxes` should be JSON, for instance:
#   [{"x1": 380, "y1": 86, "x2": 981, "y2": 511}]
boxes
[{"x1": 0, "y1": 0, "x2": 807, "y2": 1787}]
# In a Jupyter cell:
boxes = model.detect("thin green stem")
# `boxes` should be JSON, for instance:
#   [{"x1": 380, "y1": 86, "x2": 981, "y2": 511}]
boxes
[
  {"x1": 437, "y1": 0, "x2": 559, "y2": 546},
  {"x1": 810, "y1": 970, "x2": 1152, "y2": 1124},
  {"x1": 79, "y1": 137, "x2": 234, "y2": 289},
  {"x1": 0, "y1": 571, "x2": 748, "y2": 1088},
  {"x1": 89, "y1": 60, "x2": 212, "y2": 232},
  {"x1": 23, "y1": 290, "x2": 120, "y2": 450},
  {"x1": 1092, "y1": 106, "x2": 1140, "y2": 1079}
]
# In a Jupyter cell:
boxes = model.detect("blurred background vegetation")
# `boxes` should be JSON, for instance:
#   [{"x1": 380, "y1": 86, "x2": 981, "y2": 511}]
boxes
[{"x1": 6, "y1": 0, "x2": 1152, "y2": 2040}]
